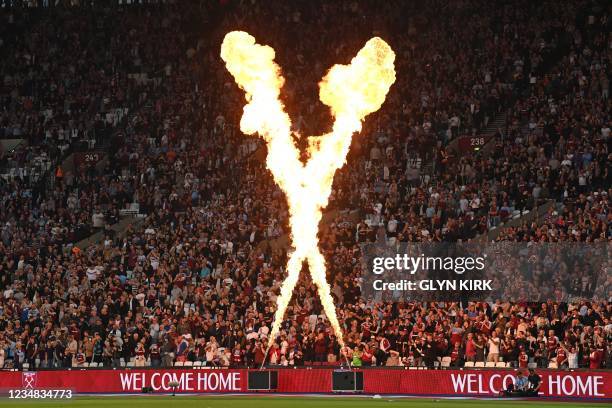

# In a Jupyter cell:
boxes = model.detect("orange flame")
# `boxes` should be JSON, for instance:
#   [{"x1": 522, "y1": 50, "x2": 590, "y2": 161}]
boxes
[{"x1": 221, "y1": 31, "x2": 396, "y2": 347}]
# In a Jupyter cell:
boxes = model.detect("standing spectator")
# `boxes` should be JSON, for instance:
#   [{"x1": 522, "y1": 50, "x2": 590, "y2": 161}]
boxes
[{"x1": 487, "y1": 332, "x2": 501, "y2": 363}]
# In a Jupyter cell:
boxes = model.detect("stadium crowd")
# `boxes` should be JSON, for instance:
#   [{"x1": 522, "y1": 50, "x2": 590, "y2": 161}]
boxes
[{"x1": 0, "y1": 0, "x2": 609, "y2": 371}]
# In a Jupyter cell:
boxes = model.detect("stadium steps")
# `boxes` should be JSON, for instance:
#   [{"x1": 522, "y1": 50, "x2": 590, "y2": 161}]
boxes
[
  {"x1": 476, "y1": 199, "x2": 555, "y2": 242},
  {"x1": 446, "y1": 111, "x2": 507, "y2": 157},
  {"x1": 477, "y1": 114, "x2": 507, "y2": 156},
  {"x1": 73, "y1": 214, "x2": 145, "y2": 250}
]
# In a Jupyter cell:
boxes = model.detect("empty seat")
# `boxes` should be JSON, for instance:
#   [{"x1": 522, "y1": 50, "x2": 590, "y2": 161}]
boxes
[
  {"x1": 184, "y1": 361, "x2": 193, "y2": 367},
  {"x1": 528, "y1": 362, "x2": 538, "y2": 369},
  {"x1": 440, "y1": 357, "x2": 452, "y2": 368},
  {"x1": 485, "y1": 362, "x2": 496, "y2": 368},
  {"x1": 174, "y1": 361, "x2": 184, "y2": 367},
  {"x1": 474, "y1": 362, "x2": 485, "y2": 368},
  {"x1": 548, "y1": 362, "x2": 558, "y2": 369},
  {"x1": 464, "y1": 361, "x2": 475, "y2": 368},
  {"x1": 495, "y1": 362, "x2": 507, "y2": 368}
]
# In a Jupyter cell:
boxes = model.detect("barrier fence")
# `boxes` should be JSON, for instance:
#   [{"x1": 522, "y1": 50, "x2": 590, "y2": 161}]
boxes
[{"x1": 0, "y1": 368, "x2": 610, "y2": 399}]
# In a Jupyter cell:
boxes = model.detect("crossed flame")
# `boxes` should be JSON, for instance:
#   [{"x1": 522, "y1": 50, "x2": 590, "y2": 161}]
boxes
[{"x1": 221, "y1": 31, "x2": 396, "y2": 347}]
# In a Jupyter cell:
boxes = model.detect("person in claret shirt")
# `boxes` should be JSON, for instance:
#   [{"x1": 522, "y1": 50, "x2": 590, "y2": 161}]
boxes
[
  {"x1": 268, "y1": 342, "x2": 281, "y2": 365},
  {"x1": 72, "y1": 347, "x2": 86, "y2": 367},
  {"x1": 313, "y1": 331, "x2": 328, "y2": 362},
  {"x1": 589, "y1": 342, "x2": 604, "y2": 369},
  {"x1": 518, "y1": 345, "x2": 529, "y2": 368},
  {"x1": 361, "y1": 317, "x2": 372, "y2": 338},
  {"x1": 465, "y1": 333, "x2": 477, "y2": 362},
  {"x1": 555, "y1": 342, "x2": 568, "y2": 368},
  {"x1": 361, "y1": 343, "x2": 373, "y2": 366},
  {"x1": 450, "y1": 342, "x2": 462, "y2": 367},
  {"x1": 479, "y1": 315, "x2": 492, "y2": 336},
  {"x1": 253, "y1": 340, "x2": 266, "y2": 367},
  {"x1": 546, "y1": 329, "x2": 559, "y2": 359},
  {"x1": 449, "y1": 321, "x2": 464, "y2": 346},
  {"x1": 231, "y1": 343, "x2": 244, "y2": 367},
  {"x1": 134, "y1": 340, "x2": 146, "y2": 367}
]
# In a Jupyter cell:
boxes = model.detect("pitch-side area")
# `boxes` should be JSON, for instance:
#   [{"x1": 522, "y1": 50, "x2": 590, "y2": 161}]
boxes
[{"x1": 2, "y1": 395, "x2": 609, "y2": 408}]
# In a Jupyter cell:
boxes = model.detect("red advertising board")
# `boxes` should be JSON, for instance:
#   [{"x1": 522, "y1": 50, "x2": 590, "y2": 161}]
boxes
[{"x1": 0, "y1": 368, "x2": 610, "y2": 399}]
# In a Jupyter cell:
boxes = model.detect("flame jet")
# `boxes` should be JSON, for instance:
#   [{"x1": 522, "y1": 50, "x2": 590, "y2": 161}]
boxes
[{"x1": 221, "y1": 31, "x2": 395, "y2": 347}]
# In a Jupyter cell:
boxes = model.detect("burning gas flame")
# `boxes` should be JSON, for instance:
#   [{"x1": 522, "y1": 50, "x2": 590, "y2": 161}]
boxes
[{"x1": 221, "y1": 31, "x2": 395, "y2": 347}]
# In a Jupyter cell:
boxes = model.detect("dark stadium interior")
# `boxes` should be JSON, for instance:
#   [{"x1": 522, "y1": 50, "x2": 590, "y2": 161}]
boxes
[{"x1": 0, "y1": 0, "x2": 609, "y2": 377}]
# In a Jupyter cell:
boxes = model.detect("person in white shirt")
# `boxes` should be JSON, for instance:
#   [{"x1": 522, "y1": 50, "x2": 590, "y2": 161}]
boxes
[
  {"x1": 487, "y1": 332, "x2": 501, "y2": 362},
  {"x1": 86, "y1": 266, "x2": 99, "y2": 281},
  {"x1": 92, "y1": 210, "x2": 105, "y2": 229},
  {"x1": 0, "y1": 342, "x2": 5, "y2": 368}
]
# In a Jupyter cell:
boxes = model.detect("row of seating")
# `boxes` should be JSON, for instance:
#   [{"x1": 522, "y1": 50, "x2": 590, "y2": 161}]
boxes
[
  {"x1": 17, "y1": 360, "x2": 561, "y2": 370},
  {"x1": 463, "y1": 361, "x2": 515, "y2": 368}
]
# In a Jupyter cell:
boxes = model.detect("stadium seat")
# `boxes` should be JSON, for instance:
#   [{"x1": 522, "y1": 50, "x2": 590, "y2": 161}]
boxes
[
  {"x1": 485, "y1": 362, "x2": 496, "y2": 368},
  {"x1": 528, "y1": 362, "x2": 538, "y2": 369},
  {"x1": 548, "y1": 362, "x2": 558, "y2": 369},
  {"x1": 495, "y1": 362, "x2": 507, "y2": 368},
  {"x1": 22, "y1": 363, "x2": 29, "y2": 370},
  {"x1": 440, "y1": 357, "x2": 451, "y2": 368},
  {"x1": 194, "y1": 361, "x2": 203, "y2": 367},
  {"x1": 184, "y1": 361, "x2": 193, "y2": 367},
  {"x1": 464, "y1": 361, "x2": 474, "y2": 368},
  {"x1": 174, "y1": 361, "x2": 184, "y2": 367},
  {"x1": 474, "y1": 362, "x2": 485, "y2": 368}
]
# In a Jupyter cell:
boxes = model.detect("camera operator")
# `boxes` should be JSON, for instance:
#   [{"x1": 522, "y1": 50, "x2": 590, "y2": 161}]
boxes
[{"x1": 502, "y1": 370, "x2": 529, "y2": 397}]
